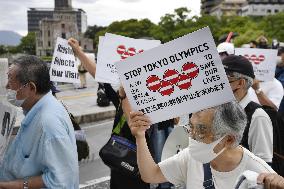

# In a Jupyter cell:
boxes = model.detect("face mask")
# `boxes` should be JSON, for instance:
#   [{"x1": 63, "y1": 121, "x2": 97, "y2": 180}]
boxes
[
  {"x1": 188, "y1": 136, "x2": 226, "y2": 163},
  {"x1": 6, "y1": 84, "x2": 28, "y2": 107}
]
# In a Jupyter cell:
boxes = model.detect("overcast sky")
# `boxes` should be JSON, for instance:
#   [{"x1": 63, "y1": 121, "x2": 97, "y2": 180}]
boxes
[{"x1": 0, "y1": 0, "x2": 201, "y2": 36}]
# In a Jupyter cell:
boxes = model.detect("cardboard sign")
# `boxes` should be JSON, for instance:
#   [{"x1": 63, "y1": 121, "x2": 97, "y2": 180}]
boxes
[
  {"x1": 0, "y1": 58, "x2": 8, "y2": 98},
  {"x1": 0, "y1": 101, "x2": 17, "y2": 164},
  {"x1": 95, "y1": 36, "x2": 110, "y2": 83},
  {"x1": 116, "y1": 27, "x2": 235, "y2": 124},
  {"x1": 95, "y1": 33, "x2": 161, "y2": 84},
  {"x1": 235, "y1": 48, "x2": 278, "y2": 81},
  {"x1": 50, "y1": 37, "x2": 80, "y2": 83}
]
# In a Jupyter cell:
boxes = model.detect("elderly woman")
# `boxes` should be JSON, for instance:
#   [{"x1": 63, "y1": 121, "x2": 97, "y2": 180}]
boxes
[{"x1": 128, "y1": 101, "x2": 274, "y2": 189}]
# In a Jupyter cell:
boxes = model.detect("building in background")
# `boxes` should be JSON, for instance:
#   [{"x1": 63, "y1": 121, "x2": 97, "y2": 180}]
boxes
[
  {"x1": 201, "y1": 0, "x2": 223, "y2": 14},
  {"x1": 210, "y1": 0, "x2": 247, "y2": 17},
  {"x1": 30, "y1": 0, "x2": 93, "y2": 56},
  {"x1": 201, "y1": 0, "x2": 284, "y2": 16},
  {"x1": 28, "y1": 0, "x2": 87, "y2": 33},
  {"x1": 241, "y1": 0, "x2": 284, "y2": 16}
]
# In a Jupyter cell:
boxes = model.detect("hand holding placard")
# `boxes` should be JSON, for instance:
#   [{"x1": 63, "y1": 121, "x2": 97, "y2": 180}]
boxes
[
  {"x1": 116, "y1": 27, "x2": 235, "y2": 124},
  {"x1": 50, "y1": 37, "x2": 80, "y2": 84}
]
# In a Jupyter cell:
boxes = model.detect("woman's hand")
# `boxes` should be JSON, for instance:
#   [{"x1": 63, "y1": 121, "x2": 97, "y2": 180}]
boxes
[{"x1": 129, "y1": 111, "x2": 151, "y2": 139}]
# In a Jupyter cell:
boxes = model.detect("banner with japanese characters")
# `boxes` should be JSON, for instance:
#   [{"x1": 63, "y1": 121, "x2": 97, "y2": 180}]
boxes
[
  {"x1": 235, "y1": 48, "x2": 278, "y2": 81},
  {"x1": 0, "y1": 58, "x2": 8, "y2": 99},
  {"x1": 116, "y1": 27, "x2": 235, "y2": 124},
  {"x1": 95, "y1": 33, "x2": 161, "y2": 84},
  {"x1": 0, "y1": 101, "x2": 17, "y2": 164},
  {"x1": 50, "y1": 37, "x2": 80, "y2": 83}
]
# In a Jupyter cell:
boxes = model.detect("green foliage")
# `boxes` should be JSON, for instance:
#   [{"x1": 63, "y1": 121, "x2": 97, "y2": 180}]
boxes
[
  {"x1": 87, "y1": 9, "x2": 284, "y2": 51},
  {"x1": 90, "y1": 19, "x2": 156, "y2": 51},
  {"x1": 0, "y1": 45, "x2": 20, "y2": 55},
  {"x1": 18, "y1": 32, "x2": 36, "y2": 55}
]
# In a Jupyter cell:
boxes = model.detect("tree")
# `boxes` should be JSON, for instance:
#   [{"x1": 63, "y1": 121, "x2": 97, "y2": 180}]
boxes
[
  {"x1": 92, "y1": 19, "x2": 156, "y2": 52},
  {"x1": 18, "y1": 32, "x2": 36, "y2": 55}
]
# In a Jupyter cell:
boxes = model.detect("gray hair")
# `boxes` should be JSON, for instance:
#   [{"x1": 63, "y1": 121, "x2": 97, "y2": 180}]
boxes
[
  {"x1": 13, "y1": 55, "x2": 51, "y2": 94},
  {"x1": 212, "y1": 101, "x2": 247, "y2": 146},
  {"x1": 228, "y1": 72, "x2": 253, "y2": 90}
]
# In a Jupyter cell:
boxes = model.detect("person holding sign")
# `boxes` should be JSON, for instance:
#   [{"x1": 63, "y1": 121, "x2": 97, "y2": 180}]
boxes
[
  {"x1": 128, "y1": 101, "x2": 274, "y2": 189},
  {"x1": 223, "y1": 55, "x2": 273, "y2": 164},
  {"x1": 68, "y1": 38, "x2": 151, "y2": 189},
  {"x1": 0, "y1": 56, "x2": 79, "y2": 188}
]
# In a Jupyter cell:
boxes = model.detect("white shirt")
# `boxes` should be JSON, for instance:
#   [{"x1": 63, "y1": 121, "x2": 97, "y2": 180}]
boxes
[
  {"x1": 158, "y1": 147, "x2": 274, "y2": 189},
  {"x1": 239, "y1": 93, "x2": 273, "y2": 163},
  {"x1": 248, "y1": 78, "x2": 284, "y2": 109}
]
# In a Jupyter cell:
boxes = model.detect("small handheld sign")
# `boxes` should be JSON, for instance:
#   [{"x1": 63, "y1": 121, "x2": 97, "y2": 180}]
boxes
[
  {"x1": 235, "y1": 48, "x2": 278, "y2": 81},
  {"x1": 95, "y1": 33, "x2": 161, "y2": 84},
  {"x1": 50, "y1": 37, "x2": 80, "y2": 84},
  {"x1": 116, "y1": 27, "x2": 235, "y2": 124}
]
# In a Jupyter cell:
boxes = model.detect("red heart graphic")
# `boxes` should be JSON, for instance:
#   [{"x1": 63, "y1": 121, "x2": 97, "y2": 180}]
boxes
[
  {"x1": 159, "y1": 80, "x2": 174, "y2": 96},
  {"x1": 128, "y1": 47, "x2": 136, "y2": 56},
  {"x1": 182, "y1": 62, "x2": 199, "y2": 79},
  {"x1": 177, "y1": 73, "x2": 192, "y2": 90},
  {"x1": 163, "y1": 69, "x2": 179, "y2": 86},
  {"x1": 244, "y1": 54, "x2": 265, "y2": 65},
  {"x1": 121, "y1": 51, "x2": 130, "y2": 59},
  {"x1": 146, "y1": 75, "x2": 161, "y2": 92},
  {"x1": 117, "y1": 45, "x2": 126, "y2": 55}
]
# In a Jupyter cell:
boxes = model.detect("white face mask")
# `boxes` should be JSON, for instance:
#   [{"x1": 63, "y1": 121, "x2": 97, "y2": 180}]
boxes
[
  {"x1": 6, "y1": 84, "x2": 28, "y2": 107},
  {"x1": 188, "y1": 136, "x2": 226, "y2": 163}
]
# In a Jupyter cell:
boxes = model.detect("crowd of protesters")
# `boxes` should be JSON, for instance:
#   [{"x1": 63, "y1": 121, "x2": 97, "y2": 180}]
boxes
[{"x1": 0, "y1": 34, "x2": 284, "y2": 189}]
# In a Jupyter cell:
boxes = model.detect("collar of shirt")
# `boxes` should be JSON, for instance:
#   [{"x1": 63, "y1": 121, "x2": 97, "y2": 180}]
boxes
[
  {"x1": 239, "y1": 93, "x2": 252, "y2": 109},
  {"x1": 21, "y1": 91, "x2": 52, "y2": 128}
]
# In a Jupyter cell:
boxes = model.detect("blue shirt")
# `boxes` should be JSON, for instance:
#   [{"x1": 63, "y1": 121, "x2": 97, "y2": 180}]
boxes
[{"x1": 0, "y1": 92, "x2": 79, "y2": 188}]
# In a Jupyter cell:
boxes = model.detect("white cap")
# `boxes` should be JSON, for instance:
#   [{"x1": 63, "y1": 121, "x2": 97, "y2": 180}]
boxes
[{"x1": 217, "y1": 42, "x2": 235, "y2": 55}]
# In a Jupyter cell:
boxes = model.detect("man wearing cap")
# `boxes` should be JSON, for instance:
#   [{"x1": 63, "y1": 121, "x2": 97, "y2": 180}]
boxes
[{"x1": 223, "y1": 55, "x2": 273, "y2": 164}]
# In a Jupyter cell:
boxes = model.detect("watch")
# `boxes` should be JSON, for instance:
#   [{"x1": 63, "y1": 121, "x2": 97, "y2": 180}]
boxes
[
  {"x1": 23, "y1": 178, "x2": 29, "y2": 189},
  {"x1": 255, "y1": 88, "x2": 263, "y2": 95}
]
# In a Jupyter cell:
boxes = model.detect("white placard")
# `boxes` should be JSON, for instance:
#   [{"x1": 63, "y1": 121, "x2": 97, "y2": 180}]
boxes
[
  {"x1": 116, "y1": 27, "x2": 235, "y2": 124},
  {"x1": 235, "y1": 48, "x2": 278, "y2": 81},
  {"x1": 0, "y1": 101, "x2": 17, "y2": 164},
  {"x1": 50, "y1": 37, "x2": 80, "y2": 83},
  {"x1": 0, "y1": 58, "x2": 8, "y2": 98},
  {"x1": 95, "y1": 33, "x2": 161, "y2": 84}
]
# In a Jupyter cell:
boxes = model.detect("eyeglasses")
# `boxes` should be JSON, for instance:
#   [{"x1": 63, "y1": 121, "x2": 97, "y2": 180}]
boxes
[
  {"x1": 227, "y1": 77, "x2": 240, "y2": 83},
  {"x1": 182, "y1": 123, "x2": 211, "y2": 142}
]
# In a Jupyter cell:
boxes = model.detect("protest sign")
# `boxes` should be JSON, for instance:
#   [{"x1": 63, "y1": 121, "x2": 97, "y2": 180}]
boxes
[
  {"x1": 0, "y1": 101, "x2": 17, "y2": 164},
  {"x1": 0, "y1": 58, "x2": 8, "y2": 99},
  {"x1": 95, "y1": 36, "x2": 112, "y2": 83},
  {"x1": 235, "y1": 48, "x2": 278, "y2": 81},
  {"x1": 95, "y1": 33, "x2": 161, "y2": 84},
  {"x1": 116, "y1": 27, "x2": 235, "y2": 124},
  {"x1": 50, "y1": 37, "x2": 80, "y2": 83}
]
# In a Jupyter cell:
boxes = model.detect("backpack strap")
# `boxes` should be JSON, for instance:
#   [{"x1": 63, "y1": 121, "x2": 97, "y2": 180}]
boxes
[
  {"x1": 112, "y1": 115, "x2": 126, "y2": 135},
  {"x1": 203, "y1": 163, "x2": 215, "y2": 189},
  {"x1": 241, "y1": 101, "x2": 262, "y2": 149}
]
